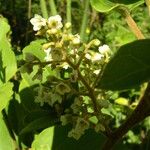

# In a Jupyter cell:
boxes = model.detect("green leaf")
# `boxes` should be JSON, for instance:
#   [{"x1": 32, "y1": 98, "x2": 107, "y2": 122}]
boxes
[
  {"x1": 31, "y1": 127, "x2": 54, "y2": 150},
  {"x1": 22, "y1": 40, "x2": 46, "y2": 62},
  {"x1": 98, "y1": 39, "x2": 150, "y2": 90},
  {"x1": 32, "y1": 125, "x2": 130, "y2": 150},
  {"x1": 90, "y1": 0, "x2": 144, "y2": 13},
  {"x1": 0, "y1": 82, "x2": 13, "y2": 111},
  {"x1": 0, "y1": 113, "x2": 15, "y2": 150},
  {"x1": 0, "y1": 17, "x2": 17, "y2": 82},
  {"x1": 19, "y1": 116, "x2": 58, "y2": 135},
  {"x1": 52, "y1": 125, "x2": 106, "y2": 150}
]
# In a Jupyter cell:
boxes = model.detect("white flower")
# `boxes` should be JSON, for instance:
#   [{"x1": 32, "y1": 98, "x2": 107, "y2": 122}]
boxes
[
  {"x1": 92, "y1": 52, "x2": 104, "y2": 62},
  {"x1": 98, "y1": 44, "x2": 110, "y2": 54},
  {"x1": 72, "y1": 34, "x2": 80, "y2": 45},
  {"x1": 30, "y1": 14, "x2": 46, "y2": 31},
  {"x1": 48, "y1": 15, "x2": 63, "y2": 30},
  {"x1": 44, "y1": 48, "x2": 52, "y2": 61},
  {"x1": 61, "y1": 62, "x2": 70, "y2": 69},
  {"x1": 93, "y1": 69, "x2": 101, "y2": 75},
  {"x1": 85, "y1": 53, "x2": 92, "y2": 60},
  {"x1": 70, "y1": 48, "x2": 78, "y2": 55}
]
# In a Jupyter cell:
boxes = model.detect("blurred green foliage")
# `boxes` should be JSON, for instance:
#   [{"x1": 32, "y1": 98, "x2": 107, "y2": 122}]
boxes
[{"x1": 0, "y1": 0, "x2": 150, "y2": 149}]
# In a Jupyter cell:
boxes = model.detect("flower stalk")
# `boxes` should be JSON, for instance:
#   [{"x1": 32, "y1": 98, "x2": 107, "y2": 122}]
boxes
[
  {"x1": 40, "y1": 0, "x2": 48, "y2": 19},
  {"x1": 80, "y1": 0, "x2": 90, "y2": 42},
  {"x1": 48, "y1": 0, "x2": 57, "y2": 15}
]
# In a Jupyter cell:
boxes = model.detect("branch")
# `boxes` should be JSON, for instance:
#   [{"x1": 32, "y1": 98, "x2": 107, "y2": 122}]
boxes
[
  {"x1": 120, "y1": 8, "x2": 145, "y2": 40},
  {"x1": 102, "y1": 83, "x2": 150, "y2": 150}
]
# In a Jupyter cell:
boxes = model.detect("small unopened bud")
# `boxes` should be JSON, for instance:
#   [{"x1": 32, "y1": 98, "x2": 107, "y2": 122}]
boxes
[
  {"x1": 86, "y1": 28, "x2": 90, "y2": 34},
  {"x1": 95, "y1": 123, "x2": 105, "y2": 132},
  {"x1": 55, "y1": 42, "x2": 63, "y2": 48},
  {"x1": 72, "y1": 34, "x2": 80, "y2": 45},
  {"x1": 47, "y1": 29, "x2": 58, "y2": 35},
  {"x1": 93, "y1": 39, "x2": 101, "y2": 46},
  {"x1": 65, "y1": 22, "x2": 71, "y2": 29},
  {"x1": 97, "y1": 99, "x2": 109, "y2": 108},
  {"x1": 51, "y1": 49, "x2": 63, "y2": 61},
  {"x1": 42, "y1": 43, "x2": 51, "y2": 50}
]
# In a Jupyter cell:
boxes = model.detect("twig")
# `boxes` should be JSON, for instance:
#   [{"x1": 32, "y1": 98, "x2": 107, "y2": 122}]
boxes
[
  {"x1": 102, "y1": 83, "x2": 150, "y2": 150},
  {"x1": 120, "y1": 8, "x2": 145, "y2": 39}
]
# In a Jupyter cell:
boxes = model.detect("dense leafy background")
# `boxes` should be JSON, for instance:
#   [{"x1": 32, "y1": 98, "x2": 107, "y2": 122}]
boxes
[{"x1": 0, "y1": 0, "x2": 150, "y2": 149}]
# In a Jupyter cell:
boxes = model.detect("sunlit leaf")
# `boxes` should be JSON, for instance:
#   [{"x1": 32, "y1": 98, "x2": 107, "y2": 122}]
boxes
[
  {"x1": 31, "y1": 127, "x2": 54, "y2": 150},
  {"x1": 90, "y1": 0, "x2": 144, "y2": 13},
  {"x1": 0, "y1": 17, "x2": 17, "y2": 82},
  {"x1": 0, "y1": 82, "x2": 13, "y2": 111},
  {"x1": 22, "y1": 40, "x2": 46, "y2": 62},
  {"x1": 0, "y1": 113, "x2": 15, "y2": 150}
]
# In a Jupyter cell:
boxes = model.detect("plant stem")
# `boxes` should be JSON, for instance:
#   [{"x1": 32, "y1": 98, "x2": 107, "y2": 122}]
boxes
[
  {"x1": 66, "y1": 0, "x2": 72, "y2": 32},
  {"x1": 77, "y1": 69, "x2": 99, "y2": 114},
  {"x1": 80, "y1": 0, "x2": 90, "y2": 42},
  {"x1": 66, "y1": 0, "x2": 71, "y2": 23},
  {"x1": 102, "y1": 83, "x2": 150, "y2": 150},
  {"x1": 28, "y1": 0, "x2": 32, "y2": 19},
  {"x1": 48, "y1": 0, "x2": 57, "y2": 15},
  {"x1": 40, "y1": 0, "x2": 48, "y2": 18},
  {"x1": 27, "y1": 60, "x2": 66, "y2": 66},
  {"x1": 25, "y1": 0, "x2": 32, "y2": 44},
  {"x1": 66, "y1": 57, "x2": 99, "y2": 115},
  {"x1": 76, "y1": 41, "x2": 93, "y2": 68},
  {"x1": 120, "y1": 8, "x2": 145, "y2": 39}
]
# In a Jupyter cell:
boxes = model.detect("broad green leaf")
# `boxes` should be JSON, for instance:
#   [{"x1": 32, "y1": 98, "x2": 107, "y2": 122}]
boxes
[
  {"x1": 98, "y1": 39, "x2": 150, "y2": 90},
  {"x1": 90, "y1": 0, "x2": 144, "y2": 13},
  {"x1": 0, "y1": 17, "x2": 17, "y2": 82},
  {"x1": 90, "y1": 0, "x2": 119, "y2": 13},
  {"x1": 31, "y1": 127, "x2": 54, "y2": 150},
  {"x1": 52, "y1": 125, "x2": 105, "y2": 150},
  {"x1": 0, "y1": 82, "x2": 13, "y2": 111},
  {"x1": 19, "y1": 116, "x2": 58, "y2": 135},
  {"x1": 52, "y1": 125, "x2": 129, "y2": 150},
  {"x1": 22, "y1": 40, "x2": 46, "y2": 62},
  {"x1": 0, "y1": 113, "x2": 15, "y2": 150}
]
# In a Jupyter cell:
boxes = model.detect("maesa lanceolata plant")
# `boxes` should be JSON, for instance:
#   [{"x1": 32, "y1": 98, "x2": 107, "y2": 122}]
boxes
[{"x1": 27, "y1": 14, "x2": 112, "y2": 140}]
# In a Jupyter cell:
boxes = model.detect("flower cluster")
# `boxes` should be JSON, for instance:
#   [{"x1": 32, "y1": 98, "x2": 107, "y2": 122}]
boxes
[{"x1": 30, "y1": 14, "x2": 112, "y2": 140}]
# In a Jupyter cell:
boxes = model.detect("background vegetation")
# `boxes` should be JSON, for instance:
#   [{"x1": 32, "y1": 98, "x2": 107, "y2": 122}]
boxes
[{"x1": 0, "y1": 0, "x2": 150, "y2": 150}]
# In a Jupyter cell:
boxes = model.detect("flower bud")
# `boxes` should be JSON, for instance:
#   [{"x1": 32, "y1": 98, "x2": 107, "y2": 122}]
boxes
[
  {"x1": 65, "y1": 22, "x2": 71, "y2": 29},
  {"x1": 72, "y1": 34, "x2": 80, "y2": 45},
  {"x1": 42, "y1": 43, "x2": 51, "y2": 50},
  {"x1": 92, "y1": 39, "x2": 101, "y2": 46},
  {"x1": 47, "y1": 29, "x2": 58, "y2": 35},
  {"x1": 55, "y1": 82, "x2": 71, "y2": 95},
  {"x1": 95, "y1": 123, "x2": 105, "y2": 132},
  {"x1": 98, "y1": 44, "x2": 110, "y2": 54},
  {"x1": 51, "y1": 49, "x2": 63, "y2": 61}
]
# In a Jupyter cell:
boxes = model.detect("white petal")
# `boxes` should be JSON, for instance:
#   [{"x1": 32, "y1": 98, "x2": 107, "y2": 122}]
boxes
[{"x1": 98, "y1": 44, "x2": 110, "y2": 54}]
